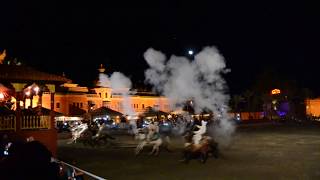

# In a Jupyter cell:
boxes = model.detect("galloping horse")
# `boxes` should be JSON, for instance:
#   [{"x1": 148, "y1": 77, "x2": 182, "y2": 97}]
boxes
[
  {"x1": 69, "y1": 123, "x2": 89, "y2": 144},
  {"x1": 91, "y1": 123, "x2": 116, "y2": 147},
  {"x1": 182, "y1": 131, "x2": 211, "y2": 163},
  {"x1": 134, "y1": 127, "x2": 163, "y2": 156},
  {"x1": 69, "y1": 123, "x2": 115, "y2": 147},
  {"x1": 181, "y1": 120, "x2": 219, "y2": 163}
]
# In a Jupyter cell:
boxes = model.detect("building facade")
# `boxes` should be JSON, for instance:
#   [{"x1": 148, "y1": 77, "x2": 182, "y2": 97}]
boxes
[
  {"x1": 306, "y1": 98, "x2": 320, "y2": 117},
  {"x1": 22, "y1": 65, "x2": 171, "y2": 117},
  {"x1": 41, "y1": 83, "x2": 170, "y2": 116}
]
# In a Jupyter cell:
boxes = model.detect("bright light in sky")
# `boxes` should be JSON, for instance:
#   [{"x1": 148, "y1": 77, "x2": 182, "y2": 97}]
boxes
[{"x1": 188, "y1": 50, "x2": 194, "y2": 55}]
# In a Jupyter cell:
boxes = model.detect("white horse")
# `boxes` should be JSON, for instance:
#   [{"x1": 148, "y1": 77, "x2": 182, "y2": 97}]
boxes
[
  {"x1": 68, "y1": 123, "x2": 88, "y2": 144},
  {"x1": 134, "y1": 127, "x2": 163, "y2": 156}
]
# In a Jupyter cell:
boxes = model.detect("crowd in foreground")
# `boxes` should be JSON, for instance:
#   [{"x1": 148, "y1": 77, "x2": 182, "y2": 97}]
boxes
[{"x1": 0, "y1": 134, "x2": 84, "y2": 180}]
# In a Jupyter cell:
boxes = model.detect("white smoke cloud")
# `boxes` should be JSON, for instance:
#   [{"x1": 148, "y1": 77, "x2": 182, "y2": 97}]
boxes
[
  {"x1": 99, "y1": 72, "x2": 135, "y2": 115},
  {"x1": 144, "y1": 46, "x2": 235, "y2": 147}
]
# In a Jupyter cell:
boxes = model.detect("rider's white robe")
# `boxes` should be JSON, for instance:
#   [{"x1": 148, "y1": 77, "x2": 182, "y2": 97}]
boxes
[{"x1": 192, "y1": 121, "x2": 207, "y2": 145}]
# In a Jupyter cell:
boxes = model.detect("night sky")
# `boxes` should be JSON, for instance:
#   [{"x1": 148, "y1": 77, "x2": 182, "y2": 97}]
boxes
[{"x1": 1, "y1": 1, "x2": 319, "y2": 95}]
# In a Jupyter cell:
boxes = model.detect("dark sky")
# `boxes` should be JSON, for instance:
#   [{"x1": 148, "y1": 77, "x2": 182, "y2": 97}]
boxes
[{"x1": 1, "y1": 1, "x2": 319, "y2": 95}]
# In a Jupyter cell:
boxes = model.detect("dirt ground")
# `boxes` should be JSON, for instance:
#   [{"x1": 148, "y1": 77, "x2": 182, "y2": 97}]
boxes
[{"x1": 57, "y1": 124, "x2": 320, "y2": 180}]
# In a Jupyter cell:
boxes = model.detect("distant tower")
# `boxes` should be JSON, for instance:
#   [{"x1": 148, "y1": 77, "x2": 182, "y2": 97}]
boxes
[
  {"x1": 98, "y1": 64, "x2": 106, "y2": 73},
  {"x1": 95, "y1": 64, "x2": 110, "y2": 87}
]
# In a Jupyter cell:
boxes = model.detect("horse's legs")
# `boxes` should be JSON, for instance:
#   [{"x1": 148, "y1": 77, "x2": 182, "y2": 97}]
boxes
[
  {"x1": 156, "y1": 144, "x2": 161, "y2": 156},
  {"x1": 162, "y1": 136, "x2": 172, "y2": 152},
  {"x1": 165, "y1": 136, "x2": 171, "y2": 144},
  {"x1": 210, "y1": 142, "x2": 219, "y2": 159},
  {"x1": 135, "y1": 137, "x2": 143, "y2": 155},
  {"x1": 200, "y1": 152, "x2": 208, "y2": 163},
  {"x1": 182, "y1": 150, "x2": 190, "y2": 163},
  {"x1": 154, "y1": 145, "x2": 160, "y2": 156},
  {"x1": 135, "y1": 141, "x2": 146, "y2": 155},
  {"x1": 149, "y1": 145, "x2": 156, "y2": 155},
  {"x1": 149, "y1": 144, "x2": 159, "y2": 156},
  {"x1": 179, "y1": 147, "x2": 190, "y2": 163},
  {"x1": 68, "y1": 135, "x2": 75, "y2": 144},
  {"x1": 139, "y1": 142, "x2": 146, "y2": 153},
  {"x1": 199, "y1": 146, "x2": 209, "y2": 163},
  {"x1": 155, "y1": 139, "x2": 162, "y2": 155}
]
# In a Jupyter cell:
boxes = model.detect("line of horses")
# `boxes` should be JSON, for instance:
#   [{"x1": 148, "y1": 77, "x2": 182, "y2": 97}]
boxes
[{"x1": 69, "y1": 121, "x2": 219, "y2": 163}]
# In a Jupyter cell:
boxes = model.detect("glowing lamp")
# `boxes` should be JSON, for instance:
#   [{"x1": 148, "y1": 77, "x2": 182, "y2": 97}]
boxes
[
  {"x1": 0, "y1": 92, "x2": 4, "y2": 100},
  {"x1": 33, "y1": 86, "x2": 39, "y2": 93},
  {"x1": 188, "y1": 50, "x2": 194, "y2": 55},
  {"x1": 25, "y1": 91, "x2": 31, "y2": 96},
  {"x1": 271, "y1": 89, "x2": 281, "y2": 95}
]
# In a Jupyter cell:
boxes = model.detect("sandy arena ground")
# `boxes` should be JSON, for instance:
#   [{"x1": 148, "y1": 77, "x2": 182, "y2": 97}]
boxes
[{"x1": 57, "y1": 124, "x2": 320, "y2": 180}]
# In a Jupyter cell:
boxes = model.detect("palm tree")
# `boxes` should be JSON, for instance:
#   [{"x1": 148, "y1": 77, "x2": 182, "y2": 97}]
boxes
[
  {"x1": 231, "y1": 94, "x2": 243, "y2": 113},
  {"x1": 261, "y1": 93, "x2": 272, "y2": 120},
  {"x1": 243, "y1": 90, "x2": 254, "y2": 119},
  {"x1": 301, "y1": 88, "x2": 314, "y2": 100}
]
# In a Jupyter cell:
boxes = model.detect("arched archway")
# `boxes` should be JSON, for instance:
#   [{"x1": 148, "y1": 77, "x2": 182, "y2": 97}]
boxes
[{"x1": 21, "y1": 83, "x2": 51, "y2": 109}]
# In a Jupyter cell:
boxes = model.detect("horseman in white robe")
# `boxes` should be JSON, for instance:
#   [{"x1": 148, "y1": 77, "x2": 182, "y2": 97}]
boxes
[{"x1": 192, "y1": 120, "x2": 207, "y2": 145}]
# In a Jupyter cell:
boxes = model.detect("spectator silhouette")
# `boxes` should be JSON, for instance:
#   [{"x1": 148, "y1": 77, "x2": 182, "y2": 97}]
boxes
[{"x1": 0, "y1": 140, "x2": 60, "y2": 180}]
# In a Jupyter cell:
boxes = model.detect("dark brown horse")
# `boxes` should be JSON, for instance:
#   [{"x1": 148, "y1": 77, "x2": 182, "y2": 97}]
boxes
[{"x1": 181, "y1": 131, "x2": 218, "y2": 163}]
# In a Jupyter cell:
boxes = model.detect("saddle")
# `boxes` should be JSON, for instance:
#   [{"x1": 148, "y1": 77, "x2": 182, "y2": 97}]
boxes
[
  {"x1": 150, "y1": 133, "x2": 160, "y2": 141},
  {"x1": 185, "y1": 136, "x2": 210, "y2": 151}
]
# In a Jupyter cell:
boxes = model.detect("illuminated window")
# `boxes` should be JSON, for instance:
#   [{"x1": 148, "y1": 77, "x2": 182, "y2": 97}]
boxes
[{"x1": 271, "y1": 89, "x2": 281, "y2": 95}]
